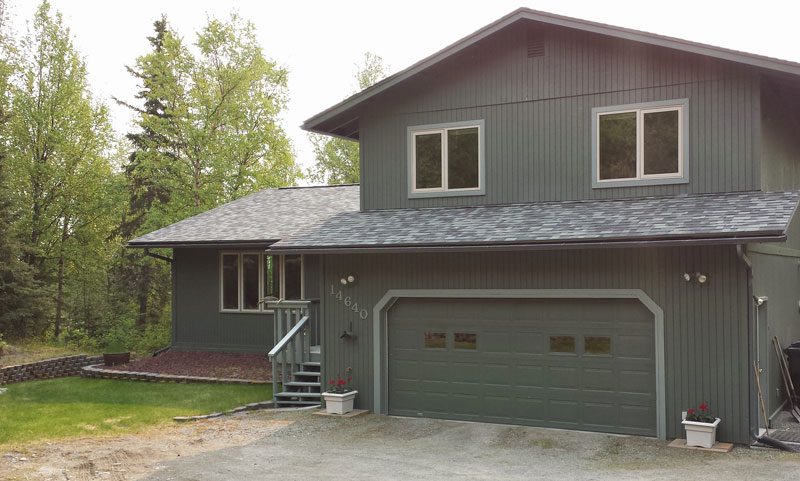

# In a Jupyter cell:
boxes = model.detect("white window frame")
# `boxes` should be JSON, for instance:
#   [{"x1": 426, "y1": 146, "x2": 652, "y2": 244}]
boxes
[
  {"x1": 408, "y1": 119, "x2": 486, "y2": 198},
  {"x1": 219, "y1": 252, "x2": 304, "y2": 314},
  {"x1": 592, "y1": 99, "x2": 689, "y2": 189}
]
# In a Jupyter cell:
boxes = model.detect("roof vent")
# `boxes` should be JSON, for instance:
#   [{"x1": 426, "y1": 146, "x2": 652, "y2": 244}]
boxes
[{"x1": 527, "y1": 35, "x2": 545, "y2": 58}]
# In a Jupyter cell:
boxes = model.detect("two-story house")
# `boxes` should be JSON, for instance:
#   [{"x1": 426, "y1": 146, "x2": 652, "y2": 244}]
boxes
[{"x1": 129, "y1": 9, "x2": 800, "y2": 444}]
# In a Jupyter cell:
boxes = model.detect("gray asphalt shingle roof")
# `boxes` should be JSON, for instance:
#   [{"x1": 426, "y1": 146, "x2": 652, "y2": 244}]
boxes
[
  {"x1": 127, "y1": 185, "x2": 360, "y2": 247},
  {"x1": 270, "y1": 191, "x2": 800, "y2": 252}
]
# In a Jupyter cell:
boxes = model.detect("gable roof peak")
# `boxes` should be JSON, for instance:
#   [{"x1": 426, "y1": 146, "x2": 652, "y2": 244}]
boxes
[{"x1": 304, "y1": 8, "x2": 800, "y2": 139}]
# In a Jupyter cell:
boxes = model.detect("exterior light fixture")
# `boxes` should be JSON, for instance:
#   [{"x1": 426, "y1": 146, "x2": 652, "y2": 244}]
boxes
[
  {"x1": 683, "y1": 272, "x2": 709, "y2": 283},
  {"x1": 340, "y1": 278, "x2": 348, "y2": 285},
  {"x1": 347, "y1": 275, "x2": 356, "y2": 283}
]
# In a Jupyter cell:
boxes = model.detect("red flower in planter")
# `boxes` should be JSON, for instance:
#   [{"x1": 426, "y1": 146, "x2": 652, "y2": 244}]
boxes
[
  {"x1": 687, "y1": 408, "x2": 695, "y2": 415},
  {"x1": 699, "y1": 402, "x2": 708, "y2": 411},
  {"x1": 338, "y1": 379, "x2": 346, "y2": 386}
]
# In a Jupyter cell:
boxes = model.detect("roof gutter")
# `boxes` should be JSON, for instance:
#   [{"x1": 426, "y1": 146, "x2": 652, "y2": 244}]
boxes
[
  {"x1": 267, "y1": 233, "x2": 787, "y2": 255},
  {"x1": 127, "y1": 240, "x2": 278, "y2": 249}
]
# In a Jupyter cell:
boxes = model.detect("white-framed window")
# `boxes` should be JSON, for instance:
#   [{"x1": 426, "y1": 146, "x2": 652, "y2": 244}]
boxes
[
  {"x1": 408, "y1": 120, "x2": 485, "y2": 198},
  {"x1": 592, "y1": 99, "x2": 688, "y2": 188},
  {"x1": 219, "y1": 252, "x2": 303, "y2": 313}
]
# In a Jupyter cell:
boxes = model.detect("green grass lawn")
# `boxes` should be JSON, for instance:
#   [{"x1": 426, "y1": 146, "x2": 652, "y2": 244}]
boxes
[{"x1": 0, "y1": 377, "x2": 273, "y2": 446}]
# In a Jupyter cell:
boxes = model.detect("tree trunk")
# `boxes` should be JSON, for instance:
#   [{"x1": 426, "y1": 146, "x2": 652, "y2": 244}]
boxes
[
  {"x1": 54, "y1": 214, "x2": 70, "y2": 339},
  {"x1": 136, "y1": 262, "x2": 150, "y2": 327}
]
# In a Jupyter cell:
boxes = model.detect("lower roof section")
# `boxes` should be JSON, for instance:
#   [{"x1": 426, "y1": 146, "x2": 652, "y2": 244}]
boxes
[
  {"x1": 127, "y1": 184, "x2": 359, "y2": 248},
  {"x1": 270, "y1": 190, "x2": 800, "y2": 254}
]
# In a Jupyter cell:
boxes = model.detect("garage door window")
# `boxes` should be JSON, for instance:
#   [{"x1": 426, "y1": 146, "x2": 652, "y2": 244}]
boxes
[
  {"x1": 424, "y1": 332, "x2": 446, "y2": 349},
  {"x1": 454, "y1": 332, "x2": 477, "y2": 350},
  {"x1": 549, "y1": 335, "x2": 576, "y2": 353},
  {"x1": 585, "y1": 336, "x2": 612, "y2": 355}
]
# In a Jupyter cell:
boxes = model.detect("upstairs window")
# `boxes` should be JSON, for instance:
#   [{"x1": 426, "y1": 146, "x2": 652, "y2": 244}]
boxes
[
  {"x1": 409, "y1": 120, "x2": 485, "y2": 197},
  {"x1": 220, "y1": 252, "x2": 303, "y2": 313},
  {"x1": 592, "y1": 100, "x2": 687, "y2": 188}
]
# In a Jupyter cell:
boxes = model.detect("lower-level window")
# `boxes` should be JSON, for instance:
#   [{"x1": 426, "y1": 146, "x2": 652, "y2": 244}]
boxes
[{"x1": 220, "y1": 252, "x2": 303, "y2": 312}]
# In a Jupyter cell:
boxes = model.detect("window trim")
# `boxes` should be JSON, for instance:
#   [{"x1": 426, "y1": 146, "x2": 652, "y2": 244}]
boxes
[
  {"x1": 591, "y1": 99, "x2": 689, "y2": 189},
  {"x1": 219, "y1": 252, "x2": 304, "y2": 314},
  {"x1": 407, "y1": 119, "x2": 486, "y2": 198}
]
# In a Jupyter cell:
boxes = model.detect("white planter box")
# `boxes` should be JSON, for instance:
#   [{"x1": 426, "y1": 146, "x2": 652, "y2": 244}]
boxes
[
  {"x1": 322, "y1": 390, "x2": 358, "y2": 415},
  {"x1": 682, "y1": 417, "x2": 721, "y2": 448}
]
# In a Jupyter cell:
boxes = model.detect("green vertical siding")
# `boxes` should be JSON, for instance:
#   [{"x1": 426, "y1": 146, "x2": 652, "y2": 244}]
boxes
[
  {"x1": 359, "y1": 23, "x2": 762, "y2": 210},
  {"x1": 172, "y1": 248, "x2": 321, "y2": 353},
  {"x1": 760, "y1": 77, "x2": 800, "y2": 192},
  {"x1": 320, "y1": 246, "x2": 752, "y2": 443},
  {"x1": 173, "y1": 248, "x2": 273, "y2": 352}
]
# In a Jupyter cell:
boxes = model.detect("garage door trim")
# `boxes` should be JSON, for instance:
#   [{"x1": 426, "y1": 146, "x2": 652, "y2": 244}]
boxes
[{"x1": 373, "y1": 289, "x2": 665, "y2": 439}]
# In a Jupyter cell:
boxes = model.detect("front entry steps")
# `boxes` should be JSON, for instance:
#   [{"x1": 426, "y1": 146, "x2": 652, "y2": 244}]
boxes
[{"x1": 274, "y1": 360, "x2": 322, "y2": 407}]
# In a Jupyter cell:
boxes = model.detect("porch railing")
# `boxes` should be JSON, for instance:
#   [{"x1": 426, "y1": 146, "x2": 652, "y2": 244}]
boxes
[{"x1": 266, "y1": 299, "x2": 319, "y2": 397}]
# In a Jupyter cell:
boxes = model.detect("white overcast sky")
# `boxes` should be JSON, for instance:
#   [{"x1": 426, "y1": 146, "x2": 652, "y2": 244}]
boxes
[{"x1": 6, "y1": 0, "x2": 800, "y2": 182}]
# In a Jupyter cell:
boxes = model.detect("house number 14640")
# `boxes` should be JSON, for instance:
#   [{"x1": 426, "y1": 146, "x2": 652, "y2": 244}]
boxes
[{"x1": 330, "y1": 284, "x2": 369, "y2": 320}]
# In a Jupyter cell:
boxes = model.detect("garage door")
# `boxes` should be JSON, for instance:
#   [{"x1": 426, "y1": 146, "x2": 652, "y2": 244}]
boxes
[{"x1": 388, "y1": 297, "x2": 656, "y2": 436}]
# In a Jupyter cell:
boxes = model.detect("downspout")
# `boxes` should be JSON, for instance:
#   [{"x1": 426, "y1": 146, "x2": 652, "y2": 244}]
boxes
[
  {"x1": 737, "y1": 244, "x2": 758, "y2": 441},
  {"x1": 144, "y1": 248, "x2": 173, "y2": 264}
]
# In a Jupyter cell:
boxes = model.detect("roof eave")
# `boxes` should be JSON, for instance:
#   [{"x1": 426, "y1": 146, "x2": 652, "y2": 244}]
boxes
[{"x1": 268, "y1": 233, "x2": 787, "y2": 255}]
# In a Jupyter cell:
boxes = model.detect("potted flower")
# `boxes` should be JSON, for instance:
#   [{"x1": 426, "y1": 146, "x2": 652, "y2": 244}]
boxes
[
  {"x1": 682, "y1": 402, "x2": 721, "y2": 448},
  {"x1": 322, "y1": 368, "x2": 357, "y2": 415}
]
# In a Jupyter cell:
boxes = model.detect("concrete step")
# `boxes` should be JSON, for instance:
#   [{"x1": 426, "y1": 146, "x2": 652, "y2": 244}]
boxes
[
  {"x1": 275, "y1": 391, "x2": 321, "y2": 398},
  {"x1": 275, "y1": 400, "x2": 320, "y2": 407},
  {"x1": 293, "y1": 371, "x2": 321, "y2": 377},
  {"x1": 284, "y1": 381, "x2": 320, "y2": 388}
]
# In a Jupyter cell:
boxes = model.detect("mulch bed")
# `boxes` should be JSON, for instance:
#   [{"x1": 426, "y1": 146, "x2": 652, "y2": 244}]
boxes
[{"x1": 105, "y1": 350, "x2": 273, "y2": 381}]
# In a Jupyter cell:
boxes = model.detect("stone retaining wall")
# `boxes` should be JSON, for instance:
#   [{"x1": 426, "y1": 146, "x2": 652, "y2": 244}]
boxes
[
  {"x1": 81, "y1": 364, "x2": 267, "y2": 385},
  {"x1": 0, "y1": 354, "x2": 104, "y2": 385}
]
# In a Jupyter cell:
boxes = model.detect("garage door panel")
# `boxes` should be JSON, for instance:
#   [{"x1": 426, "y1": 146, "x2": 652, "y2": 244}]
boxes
[
  {"x1": 618, "y1": 370, "x2": 654, "y2": 394},
  {"x1": 620, "y1": 405, "x2": 656, "y2": 429},
  {"x1": 389, "y1": 359, "x2": 421, "y2": 380},
  {"x1": 582, "y1": 368, "x2": 616, "y2": 390},
  {"x1": 511, "y1": 332, "x2": 546, "y2": 353},
  {"x1": 480, "y1": 331, "x2": 513, "y2": 352},
  {"x1": 549, "y1": 401, "x2": 580, "y2": 423},
  {"x1": 583, "y1": 402, "x2": 618, "y2": 426},
  {"x1": 616, "y1": 335, "x2": 653, "y2": 358},
  {"x1": 548, "y1": 367, "x2": 579, "y2": 388},
  {"x1": 388, "y1": 297, "x2": 656, "y2": 437}
]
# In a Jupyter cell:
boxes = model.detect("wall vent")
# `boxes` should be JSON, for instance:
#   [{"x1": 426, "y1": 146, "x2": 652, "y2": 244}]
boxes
[{"x1": 527, "y1": 36, "x2": 545, "y2": 58}]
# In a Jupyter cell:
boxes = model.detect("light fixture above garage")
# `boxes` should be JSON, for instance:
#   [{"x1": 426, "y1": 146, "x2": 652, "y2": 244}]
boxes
[{"x1": 683, "y1": 272, "x2": 708, "y2": 284}]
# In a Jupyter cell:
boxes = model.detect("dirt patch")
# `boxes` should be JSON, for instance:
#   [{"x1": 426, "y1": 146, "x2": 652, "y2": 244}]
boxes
[
  {"x1": 0, "y1": 411, "x2": 292, "y2": 481},
  {"x1": 105, "y1": 350, "x2": 272, "y2": 381}
]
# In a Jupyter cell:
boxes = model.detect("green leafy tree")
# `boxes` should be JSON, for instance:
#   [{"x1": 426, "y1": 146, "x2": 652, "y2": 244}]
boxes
[
  {"x1": 114, "y1": 14, "x2": 300, "y2": 328},
  {"x1": 0, "y1": 0, "x2": 51, "y2": 339},
  {"x1": 6, "y1": 1, "x2": 116, "y2": 338},
  {"x1": 307, "y1": 52, "x2": 387, "y2": 185},
  {"x1": 113, "y1": 16, "x2": 183, "y2": 327}
]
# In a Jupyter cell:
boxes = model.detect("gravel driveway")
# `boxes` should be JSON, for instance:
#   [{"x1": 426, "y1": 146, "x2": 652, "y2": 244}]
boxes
[{"x1": 142, "y1": 410, "x2": 800, "y2": 481}]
